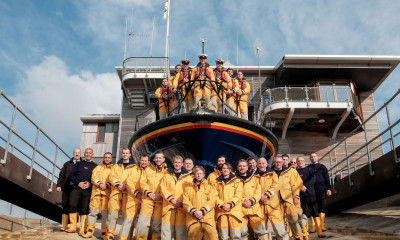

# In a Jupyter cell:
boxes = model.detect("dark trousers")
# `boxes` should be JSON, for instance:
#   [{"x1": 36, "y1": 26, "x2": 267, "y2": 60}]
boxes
[
  {"x1": 315, "y1": 191, "x2": 327, "y2": 214},
  {"x1": 69, "y1": 189, "x2": 91, "y2": 215},
  {"x1": 300, "y1": 195, "x2": 318, "y2": 218},
  {"x1": 61, "y1": 187, "x2": 72, "y2": 214}
]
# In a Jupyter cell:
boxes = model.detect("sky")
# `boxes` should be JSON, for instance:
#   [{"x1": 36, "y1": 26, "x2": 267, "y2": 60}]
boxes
[{"x1": 1, "y1": 0, "x2": 400, "y2": 161}]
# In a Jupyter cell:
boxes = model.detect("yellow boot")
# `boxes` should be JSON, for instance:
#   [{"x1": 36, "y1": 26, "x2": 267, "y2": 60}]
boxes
[
  {"x1": 309, "y1": 217, "x2": 316, "y2": 233},
  {"x1": 78, "y1": 215, "x2": 87, "y2": 236},
  {"x1": 60, "y1": 214, "x2": 69, "y2": 231},
  {"x1": 314, "y1": 217, "x2": 326, "y2": 238},
  {"x1": 106, "y1": 228, "x2": 116, "y2": 240},
  {"x1": 301, "y1": 220, "x2": 310, "y2": 240},
  {"x1": 320, "y1": 212, "x2": 327, "y2": 231},
  {"x1": 65, "y1": 213, "x2": 78, "y2": 233},
  {"x1": 119, "y1": 236, "x2": 128, "y2": 240},
  {"x1": 101, "y1": 227, "x2": 107, "y2": 240},
  {"x1": 82, "y1": 223, "x2": 96, "y2": 238}
]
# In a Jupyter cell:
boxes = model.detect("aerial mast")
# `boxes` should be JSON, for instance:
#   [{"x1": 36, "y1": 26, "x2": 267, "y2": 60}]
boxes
[
  {"x1": 200, "y1": 38, "x2": 207, "y2": 54},
  {"x1": 164, "y1": 0, "x2": 170, "y2": 58}
]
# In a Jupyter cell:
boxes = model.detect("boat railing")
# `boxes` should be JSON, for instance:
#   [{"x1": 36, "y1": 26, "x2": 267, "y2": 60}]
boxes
[
  {"x1": 319, "y1": 88, "x2": 400, "y2": 189},
  {"x1": 122, "y1": 57, "x2": 170, "y2": 76},
  {"x1": 0, "y1": 89, "x2": 71, "y2": 191},
  {"x1": 264, "y1": 85, "x2": 353, "y2": 107}
]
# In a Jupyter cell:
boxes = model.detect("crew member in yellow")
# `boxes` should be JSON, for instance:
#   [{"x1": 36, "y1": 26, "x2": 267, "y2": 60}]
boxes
[
  {"x1": 169, "y1": 65, "x2": 181, "y2": 114},
  {"x1": 191, "y1": 54, "x2": 215, "y2": 110},
  {"x1": 225, "y1": 68, "x2": 238, "y2": 116},
  {"x1": 273, "y1": 156, "x2": 303, "y2": 240},
  {"x1": 160, "y1": 155, "x2": 192, "y2": 240},
  {"x1": 235, "y1": 72, "x2": 251, "y2": 120},
  {"x1": 105, "y1": 147, "x2": 135, "y2": 240},
  {"x1": 183, "y1": 166, "x2": 218, "y2": 240},
  {"x1": 212, "y1": 59, "x2": 232, "y2": 113},
  {"x1": 236, "y1": 159, "x2": 270, "y2": 240},
  {"x1": 118, "y1": 155, "x2": 148, "y2": 240},
  {"x1": 257, "y1": 157, "x2": 288, "y2": 240},
  {"x1": 135, "y1": 151, "x2": 168, "y2": 240},
  {"x1": 215, "y1": 162, "x2": 243, "y2": 239},
  {"x1": 82, "y1": 152, "x2": 113, "y2": 239},
  {"x1": 178, "y1": 60, "x2": 193, "y2": 113},
  {"x1": 207, "y1": 155, "x2": 227, "y2": 187},
  {"x1": 155, "y1": 78, "x2": 174, "y2": 119}
]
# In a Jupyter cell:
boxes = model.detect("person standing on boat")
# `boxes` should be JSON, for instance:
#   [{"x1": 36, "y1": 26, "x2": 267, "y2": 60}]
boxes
[
  {"x1": 57, "y1": 148, "x2": 82, "y2": 232},
  {"x1": 257, "y1": 157, "x2": 288, "y2": 240},
  {"x1": 308, "y1": 153, "x2": 331, "y2": 234},
  {"x1": 105, "y1": 147, "x2": 136, "y2": 240},
  {"x1": 178, "y1": 59, "x2": 194, "y2": 113},
  {"x1": 169, "y1": 65, "x2": 181, "y2": 114},
  {"x1": 215, "y1": 162, "x2": 243, "y2": 239},
  {"x1": 213, "y1": 59, "x2": 232, "y2": 113},
  {"x1": 82, "y1": 152, "x2": 113, "y2": 239},
  {"x1": 207, "y1": 155, "x2": 227, "y2": 186},
  {"x1": 235, "y1": 72, "x2": 251, "y2": 120},
  {"x1": 236, "y1": 159, "x2": 270, "y2": 240},
  {"x1": 191, "y1": 54, "x2": 215, "y2": 110},
  {"x1": 135, "y1": 151, "x2": 168, "y2": 240},
  {"x1": 156, "y1": 78, "x2": 174, "y2": 119},
  {"x1": 66, "y1": 148, "x2": 97, "y2": 235},
  {"x1": 183, "y1": 166, "x2": 218, "y2": 240},
  {"x1": 297, "y1": 156, "x2": 325, "y2": 239},
  {"x1": 160, "y1": 155, "x2": 191, "y2": 240},
  {"x1": 273, "y1": 156, "x2": 303, "y2": 240},
  {"x1": 225, "y1": 68, "x2": 238, "y2": 116}
]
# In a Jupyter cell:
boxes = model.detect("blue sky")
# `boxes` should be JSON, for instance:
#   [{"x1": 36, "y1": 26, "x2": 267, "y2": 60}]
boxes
[{"x1": 1, "y1": 0, "x2": 400, "y2": 158}]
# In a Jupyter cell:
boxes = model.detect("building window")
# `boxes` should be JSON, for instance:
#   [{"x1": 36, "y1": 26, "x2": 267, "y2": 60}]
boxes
[{"x1": 97, "y1": 123, "x2": 106, "y2": 142}]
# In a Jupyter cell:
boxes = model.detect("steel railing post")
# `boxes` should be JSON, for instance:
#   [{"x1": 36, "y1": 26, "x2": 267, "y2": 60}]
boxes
[
  {"x1": 363, "y1": 122, "x2": 374, "y2": 175},
  {"x1": 305, "y1": 86, "x2": 309, "y2": 107},
  {"x1": 284, "y1": 86, "x2": 289, "y2": 107},
  {"x1": 344, "y1": 138, "x2": 353, "y2": 186},
  {"x1": 49, "y1": 146, "x2": 59, "y2": 192},
  {"x1": 1, "y1": 105, "x2": 17, "y2": 165},
  {"x1": 385, "y1": 105, "x2": 399, "y2": 163},
  {"x1": 27, "y1": 127, "x2": 40, "y2": 180}
]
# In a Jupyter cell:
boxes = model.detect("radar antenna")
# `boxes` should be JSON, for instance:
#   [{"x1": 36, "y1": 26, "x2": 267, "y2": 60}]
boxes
[{"x1": 124, "y1": 9, "x2": 149, "y2": 60}]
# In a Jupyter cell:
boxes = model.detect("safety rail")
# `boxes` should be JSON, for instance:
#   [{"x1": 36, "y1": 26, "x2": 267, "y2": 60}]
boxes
[
  {"x1": 264, "y1": 85, "x2": 353, "y2": 107},
  {"x1": 319, "y1": 88, "x2": 400, "y2": 187},
  {"x1": 0, "y1": 90, "x2": 71, "y2": 192},
  {"x1": 122, "y1": 57, "x2": 170, "y2": 76}
]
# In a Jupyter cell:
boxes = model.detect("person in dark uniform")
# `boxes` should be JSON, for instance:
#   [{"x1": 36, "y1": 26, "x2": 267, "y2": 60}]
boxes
[
  {"x1": 307, "y1": 153, "x2": 331, "y2": 234},
  {"x1": 65, "y1": 148, "x2": 97, "y2": 235},
  {"x1": 56, "y1": 148, "x2": 82, "y2": 231},
  {"x1": 297, "y1": 157, "x2": 325, "y2": 239}
]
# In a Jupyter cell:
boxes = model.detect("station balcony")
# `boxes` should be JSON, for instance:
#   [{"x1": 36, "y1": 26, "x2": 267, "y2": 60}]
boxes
[{"x1": 262, "y1": 85, "x2": 362, "y2": 140}]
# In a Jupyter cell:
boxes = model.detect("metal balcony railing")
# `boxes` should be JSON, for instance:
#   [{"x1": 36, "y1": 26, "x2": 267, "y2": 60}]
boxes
[
  {"x1": 263, "y1": 85, "x2": 353, "y2": 108},
  {"x1": 122, "y1": 57, "x2": 170, "y2": 77},
  {"x1": 0, "y1": 90, "x2": 71, "y2": 192},
  {"x1": 319, "y1": 88, "x2": 400, "y2": 188}
]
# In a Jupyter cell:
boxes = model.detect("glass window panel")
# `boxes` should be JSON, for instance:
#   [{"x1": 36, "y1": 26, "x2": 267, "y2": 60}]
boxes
[
  {"x1": 97, "y1": 124, "x2": 105, "y2": 142},
  {"x1": 319, "y1": 85, "x2": 335, "y2": 101},
  {"x1": 335, "y1": 85, "x2": 350, "y2": 102}
]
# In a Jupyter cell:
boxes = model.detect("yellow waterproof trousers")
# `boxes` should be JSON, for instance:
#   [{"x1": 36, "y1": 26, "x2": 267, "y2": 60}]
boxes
[
  {"x1": 217, "y1": 215, "x2": 241, "y2": 240},
  {"x1": 161, "y1": 208, "x2": 187, "y2": 240},
  {"x1": 135, "y1": 200, "x2": 162, "y2": 240},
  {"x1": 281, "y1": 202, "x2": 302, "y2": 239},
  {"x1": 119, "y1": 203, "x2": 141, "y2": 239},
  {"x1": 106, "y1": 193, "x2": 127, "y2": 239},
  {"x1": 262, "y1": 204, "x2": 288, "y2": 240},
  {"x1": 187, "y1": 222, "x2": 218, "y2": 240}
]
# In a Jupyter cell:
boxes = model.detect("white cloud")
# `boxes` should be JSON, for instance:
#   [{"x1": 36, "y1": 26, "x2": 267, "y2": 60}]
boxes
[{"x1": 12, "y1": 56, "x2": 121, "y2": 150}]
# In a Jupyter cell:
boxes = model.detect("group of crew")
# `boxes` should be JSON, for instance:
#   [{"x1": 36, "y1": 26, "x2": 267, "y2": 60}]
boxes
[
  {"x1": 57, "y1": 147, "x2": 331, "y2": 240},
  {"x1": 156, "y1": 54, "x2": 251, "y2": 120}
]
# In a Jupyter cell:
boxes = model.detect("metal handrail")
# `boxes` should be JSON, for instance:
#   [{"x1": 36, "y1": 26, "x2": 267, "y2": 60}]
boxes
[
  {"x1": 320, "y1": 88, "x2": 400, "y2": 187},
  {"x1": 0, "y1": 90, "x2": 70, "y2": 192}
]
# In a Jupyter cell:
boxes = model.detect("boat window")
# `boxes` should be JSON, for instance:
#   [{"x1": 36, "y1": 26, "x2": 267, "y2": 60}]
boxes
[{"x1": 97, "y1": 123, "x2": 106, "y2": 142}]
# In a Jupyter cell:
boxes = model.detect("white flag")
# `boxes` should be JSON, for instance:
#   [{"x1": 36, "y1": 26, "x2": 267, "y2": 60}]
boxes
[{"x1": 163, "y1": 0, "x2": 169, "y2": 20}]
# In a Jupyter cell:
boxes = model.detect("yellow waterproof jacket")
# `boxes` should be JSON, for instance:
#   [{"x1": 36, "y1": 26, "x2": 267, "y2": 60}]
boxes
[
  {"x1": 237, "y1": 172, "x2": 263, "y2": 218},
  {"x1": 207, "y1": 167, "x2": 221, "y2": 187},
  {"x1": 191, "y1": 63, "x2": 215, "y2": 90},
  {"x1": 215, "y1": 173, "x2": 243, "y2": 220},
  {"x1": 126, "y1": 165, "x2": 144, "y2": 207},
  {"x1": 169, "y1": 72, "x2": 180, "y2": 90},
  {"x1": 91, "y1": 162, "x2": 113, "y2": 197},
  {"x1": 275, "y1": 167, "x2": 303, "y2": 204},
  {"x1": 140, "y1": 163, "x2": 167, "y2": 202},
  {"x1": 258, "y1": 169, "x2": 280, "y2": 209},
  {"x1": 236, "y1": 79, "x2": 251, "y2": 102},
  {"x1": 160, "y1": 168, "x2": 192, "y2": 216},
  {"x1": 155, "y1": 86, "x2": 173, "y2": 106},
  {"x1": 214, "y1": 68, "x2": 232, "y2": 93},
  {"x1": 183, "y1": 178, "x2": 217, "y2": 228},
  {"x1": 108, "y1": 160, "x2": 136, "y2": 199}
]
